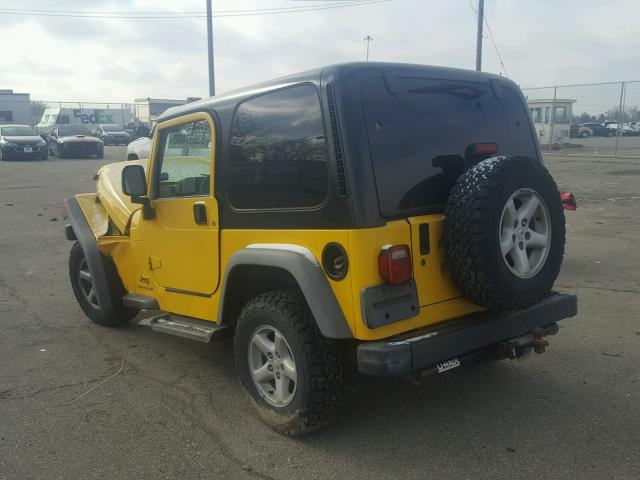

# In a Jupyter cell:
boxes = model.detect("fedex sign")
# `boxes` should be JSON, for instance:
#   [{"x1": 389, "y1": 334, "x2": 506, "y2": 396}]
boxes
[{"x1": 73, "y1": 109, "x2": 114, "y2": 125}]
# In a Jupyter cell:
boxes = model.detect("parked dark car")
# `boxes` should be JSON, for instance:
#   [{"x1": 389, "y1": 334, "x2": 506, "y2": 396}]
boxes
[
  {"x1": 0, "y1": 124, "x2": 48, "y2": 161},
  {"x1": 582, "y1": 122, "x2": 614, "y2": 137},
  {"x1": 125, "y1": 124, "x2": 151, "y2": 141},
  {"x1": 48, "y1": 126, "x2": 104, "y2": 159},
  {"x1": 92, "y1": 124, "x2": 131, "y2": 145}
]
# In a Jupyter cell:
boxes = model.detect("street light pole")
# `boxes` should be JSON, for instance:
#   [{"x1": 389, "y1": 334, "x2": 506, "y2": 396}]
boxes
[
  {"x1": 475, "y1": 0, "x2": 484, "y2": 71},
  {"x1": 206, "y1": 0, "x2": 216, "y2": 96},
  {"x1": 364, "y1": 35, "x2": 373, "y2": 61}
]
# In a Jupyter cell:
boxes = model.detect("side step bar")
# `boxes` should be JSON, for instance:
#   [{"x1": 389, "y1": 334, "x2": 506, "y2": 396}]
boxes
[{"x1": 148, "y1": 314, "x2": 229, "y2": 343}]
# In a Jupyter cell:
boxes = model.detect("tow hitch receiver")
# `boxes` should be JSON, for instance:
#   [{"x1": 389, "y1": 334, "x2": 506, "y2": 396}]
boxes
[
  {"x1": 494, "y1": 324, "x2": 558, "y2": 360},
  {"x1": 406, "y1": 324, "x2": 559, "y2": 384}
]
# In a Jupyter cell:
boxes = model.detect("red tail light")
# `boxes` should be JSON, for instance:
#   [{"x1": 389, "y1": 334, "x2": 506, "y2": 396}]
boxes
[
  {"x1": 473, "y1": 143, "x2": 498, "y2": 155},
  {"x1": 378, "y1": 245, "x2": 412, "y2": 285},
  {"x1": 560, "y1": 191, "x2": 577, "y2": 211}
]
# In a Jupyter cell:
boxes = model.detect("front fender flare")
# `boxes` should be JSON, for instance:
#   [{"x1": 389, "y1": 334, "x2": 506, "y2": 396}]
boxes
[
  {"x1": 65, "y1": 196, "x2": 114, "y2": 314},
  {"x1": 218, "y1": 247, "x2": 352, "y2": 339}
]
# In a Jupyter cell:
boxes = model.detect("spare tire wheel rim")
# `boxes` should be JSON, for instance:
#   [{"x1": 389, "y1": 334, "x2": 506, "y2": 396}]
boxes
[
  {"x1": 499, "y1": 188, "x2": 552, "y2": 279},
  {"x1": 248, "y1": 325, "x2": 298, "y2": 408}
]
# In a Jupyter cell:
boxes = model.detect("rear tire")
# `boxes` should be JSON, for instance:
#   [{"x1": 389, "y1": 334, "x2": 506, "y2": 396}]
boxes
[
  {"x1": 234, "y1": 290, "x2": 343, "y2": 436},
  {"x1": 443, "y1": 156, "x2": 565, "y2": 311},
  {"x1": 68, "y1": 242, "x2": 138, "y2": 326}
]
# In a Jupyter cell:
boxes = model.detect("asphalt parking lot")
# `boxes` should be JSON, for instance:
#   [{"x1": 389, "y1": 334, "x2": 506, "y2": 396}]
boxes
[{"x1": 1, "y1": 146, "x2": 639, "y2": 479}]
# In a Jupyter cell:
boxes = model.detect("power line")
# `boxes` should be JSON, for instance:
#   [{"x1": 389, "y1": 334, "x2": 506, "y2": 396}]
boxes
[
  {"x1": 483, "y1": 14, "x2": 509, "y2": 78},
  {"x1": 0, "y1": 1, "x2": 390, "y2": 20},
  {"x1": 0, "y1": 1, "x2": 362, "y2": 15},
  {"x1": 468, "y1": 0, "x2": 509, "y2": 77}
]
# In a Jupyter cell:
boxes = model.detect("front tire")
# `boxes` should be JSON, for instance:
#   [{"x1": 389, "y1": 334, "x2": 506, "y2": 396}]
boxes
[
  {"x1": 68, "y1": 242, "x2": 138, "y2": 327},
  {"x1": 234, "y1": 290, "x2": 343, "y2": 436}
]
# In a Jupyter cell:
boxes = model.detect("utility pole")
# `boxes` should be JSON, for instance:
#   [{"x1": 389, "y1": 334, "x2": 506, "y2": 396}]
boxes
[
  {"x1": 363, "y1": 35, "x2": 373, "y2": 61},
  {"x1": 206, "y1": 0, "x2": 216, "y2": 96},
  {"x1": 475, "y1": 0, "x2": 484, "y2": 71}
]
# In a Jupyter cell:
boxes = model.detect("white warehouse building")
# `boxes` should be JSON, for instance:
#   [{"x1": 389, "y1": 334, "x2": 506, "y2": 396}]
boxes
[{"x1": 0, "y1": 89, "x2": 32, "y2": 125}]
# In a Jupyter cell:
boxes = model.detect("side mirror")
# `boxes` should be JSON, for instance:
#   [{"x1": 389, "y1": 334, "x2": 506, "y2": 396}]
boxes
[
  {"x1": 122, "y1": 165, "x2": 155, "y2": 219},
  {"x1": 122, "y1": 164, "x2": 147, "y2": 196}
]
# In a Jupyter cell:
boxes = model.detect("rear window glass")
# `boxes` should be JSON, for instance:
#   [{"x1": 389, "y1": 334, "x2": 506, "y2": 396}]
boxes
[{"x1": 362, "y1": 77, "x2": 536, "y2": 218}]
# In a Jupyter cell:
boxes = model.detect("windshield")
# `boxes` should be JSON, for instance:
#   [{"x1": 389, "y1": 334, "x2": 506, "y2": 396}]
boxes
[
  {"x1": 59, "y1": 126, "x2": 93, "y2": 136},
  {"x1": 1, "y1": 126, "x2": 37, "y2": 136},
  {"x1": 102, "y1": 125, "x2": 122, "y2": 132}
]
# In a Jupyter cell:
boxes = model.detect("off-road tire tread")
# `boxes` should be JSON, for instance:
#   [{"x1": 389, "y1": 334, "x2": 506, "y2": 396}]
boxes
[
  {"x1": 234, "y1": 289, "x2": 343, "y2": 436},
  {"x1": 69, "y1": 241, "x2": 138, "y2": 327},
  {"x1": 442, "y1": 156, "x2": 565, "y2": 310}
]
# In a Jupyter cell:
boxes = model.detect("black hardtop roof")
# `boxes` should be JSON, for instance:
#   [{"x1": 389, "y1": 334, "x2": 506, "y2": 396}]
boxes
[{"x1": 157, "y1": 62, "x2": 514, "y2": 122}]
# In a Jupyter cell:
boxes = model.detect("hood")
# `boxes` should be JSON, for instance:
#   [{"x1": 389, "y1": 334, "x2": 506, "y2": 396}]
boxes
[
  {"x1": 60, "y1": 135, "x2": 102, "y2": 143},
  {"x1": 2, "y1": 135, "x2": 45, "y2": 144},
  {"x1": 96, "y1": 158, "x2": 148, "y2": 233},
  {"x1": 103, "y1": 130, "x2": 128, "y2": 135}
]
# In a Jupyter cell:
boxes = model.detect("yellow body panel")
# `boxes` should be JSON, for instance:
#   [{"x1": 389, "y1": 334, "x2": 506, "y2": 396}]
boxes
[
  {"x1": 345, "y1": 218, "x2": 483, "y2": 340},
  {"x1": 128, "y1": 112, "x2": 220, "y2": 320},
  {"x1": 95, "y1": 159, "x2": 147, "y2": 234},
  {"x1": 75, "y1": 193, "x2": 108, "y2": 237},
  {"x1": 84, "y1": 111, "x2": 484, "y2": 341},
  {"x1": 407, "y1": 214, "x2": 468, "y2": 306}
]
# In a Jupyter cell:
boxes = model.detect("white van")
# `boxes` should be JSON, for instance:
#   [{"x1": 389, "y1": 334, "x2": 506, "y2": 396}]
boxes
[{"x1": 37, "y1": 105, "x2": 135, "y2": 134}]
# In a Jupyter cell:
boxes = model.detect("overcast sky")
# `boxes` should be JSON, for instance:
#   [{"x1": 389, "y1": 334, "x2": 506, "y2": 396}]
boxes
[{"x1": 2, "y1": 0, "x2": 640, "y2": 110}]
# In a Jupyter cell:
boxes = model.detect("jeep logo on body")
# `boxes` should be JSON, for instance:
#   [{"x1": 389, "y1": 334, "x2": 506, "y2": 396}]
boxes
[{"x1": 72, "y1": 109, "x2": 114, "y2": 125}]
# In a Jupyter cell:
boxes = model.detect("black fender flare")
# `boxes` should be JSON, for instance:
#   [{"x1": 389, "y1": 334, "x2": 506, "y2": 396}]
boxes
[
  {"x1": 65, "y1": 197, "x2": 114, "y2": 314},
  {"x1": 218, "y1": 246, "x2": 353, "y2": 339}
]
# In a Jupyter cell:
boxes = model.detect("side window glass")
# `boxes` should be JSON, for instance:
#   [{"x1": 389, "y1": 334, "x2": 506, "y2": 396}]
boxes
[
  {"x1": 228, "y1": 84, "x2": 328, "y2": 209},
  {"x1": 155, "y1": 119, "x2": 212, "y2": 199}
]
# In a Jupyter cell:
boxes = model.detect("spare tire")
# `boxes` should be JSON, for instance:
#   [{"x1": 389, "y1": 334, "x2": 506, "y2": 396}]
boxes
[{"x1": 442, "y1": 156, "x2": 565, "y2": 311}]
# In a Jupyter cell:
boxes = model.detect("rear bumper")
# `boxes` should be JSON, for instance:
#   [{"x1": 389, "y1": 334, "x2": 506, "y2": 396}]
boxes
[{"x1": 357, "y1": 293, "x2": 577, "y2": 377}]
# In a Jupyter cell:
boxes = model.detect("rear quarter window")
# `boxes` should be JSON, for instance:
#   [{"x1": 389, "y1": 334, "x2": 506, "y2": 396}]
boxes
[
  {"x1": 362, "y1": 77, "x2": 537, "y2": 218},
  {"x1": 227, "y1": 84, "x2": 329, "y2": 210}
]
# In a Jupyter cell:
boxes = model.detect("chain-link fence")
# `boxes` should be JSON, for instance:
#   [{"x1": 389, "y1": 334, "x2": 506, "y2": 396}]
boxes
[{"x1": 522, "y1": 81, "x2": 640, "y2": 157}]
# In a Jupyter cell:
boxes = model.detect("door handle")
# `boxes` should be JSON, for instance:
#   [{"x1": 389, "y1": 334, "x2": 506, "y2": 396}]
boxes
[{"x1": 193, "y1": 202, "x2": 207, "y2": 225}]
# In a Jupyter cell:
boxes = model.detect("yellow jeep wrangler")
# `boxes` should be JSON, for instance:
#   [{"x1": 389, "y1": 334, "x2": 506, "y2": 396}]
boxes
[{"x1": 65, "y1": 62, "x2": 577, "y2": 435}]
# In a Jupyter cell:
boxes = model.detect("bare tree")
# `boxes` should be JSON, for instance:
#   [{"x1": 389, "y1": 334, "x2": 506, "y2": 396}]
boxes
[{"x1": 30, "y1": 101, "x2": 46, "y2": 126}]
